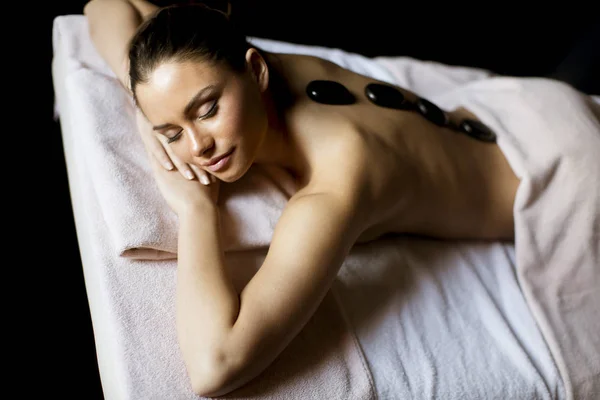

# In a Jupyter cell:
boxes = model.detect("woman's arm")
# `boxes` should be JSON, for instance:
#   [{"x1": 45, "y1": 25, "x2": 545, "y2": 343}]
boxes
[
  {"x1": 178, "y1": 192, "x2": 362, "y2": 397},
  {"x1": 83, "y1": 0, "x2": 159, "y2": 90}
]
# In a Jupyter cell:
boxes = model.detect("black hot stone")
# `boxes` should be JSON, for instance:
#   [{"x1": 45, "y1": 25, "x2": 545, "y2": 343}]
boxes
[
  {"x1": 459, "y1": 119, "x2": 497, "y2": 143},
  {"x1": 364, "y1": 83, "x2": 411, "y2": 109},
  {"x1": 306, "y1": 80, "x2": 356, "y2": 105},
  {"x1": 415, "y1": 98, "x2": 448, "y2": 126}
]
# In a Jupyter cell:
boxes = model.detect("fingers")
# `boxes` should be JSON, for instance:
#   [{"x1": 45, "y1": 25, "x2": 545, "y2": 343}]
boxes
[
  {"x1": 189, "y1": 164, "x2": 213, "y2": 186},
  {"x1": 155, "y1": 135, "x2": 196, "y2": 180},
  {"x1": 144, "y1": 133, "x2": 175, "y2": 171}
]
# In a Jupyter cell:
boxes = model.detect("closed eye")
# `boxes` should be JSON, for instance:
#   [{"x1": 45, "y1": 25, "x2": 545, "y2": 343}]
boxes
[
  {"x1": 199, "y1": 100, "x2": 218, "y2": 119},
  {"x1": 167, "y1": 101, "x2": 219, "y2": 144},
  {"x1": 167, "y1": 130, "x2": 183, "y2": 144}
]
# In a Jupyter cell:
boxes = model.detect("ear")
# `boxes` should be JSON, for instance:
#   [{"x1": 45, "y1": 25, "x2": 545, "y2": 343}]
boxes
[{"x1": 245, "y1": 48, "x2": 269, "y2": 92}]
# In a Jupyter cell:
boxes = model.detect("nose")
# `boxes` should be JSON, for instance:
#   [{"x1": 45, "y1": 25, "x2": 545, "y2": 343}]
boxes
[{"x1": 188, "y1": 129, "x2": 215, "y2": 157}]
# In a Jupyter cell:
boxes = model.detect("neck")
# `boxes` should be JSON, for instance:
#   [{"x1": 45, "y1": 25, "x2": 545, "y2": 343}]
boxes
[{"x1": 253, "y1": 52, "x2": 308, "y2": 180}]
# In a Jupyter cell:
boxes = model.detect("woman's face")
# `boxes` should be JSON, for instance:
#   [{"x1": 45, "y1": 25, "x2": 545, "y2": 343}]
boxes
[{"x1": 135, "y1": 50, "x2": 269, "y2": 183}]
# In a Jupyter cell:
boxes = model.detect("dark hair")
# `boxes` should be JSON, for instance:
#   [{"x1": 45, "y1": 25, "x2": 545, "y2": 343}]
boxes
[{"x1": 128, "y1": 3, "x2": 251, "y2": 103}]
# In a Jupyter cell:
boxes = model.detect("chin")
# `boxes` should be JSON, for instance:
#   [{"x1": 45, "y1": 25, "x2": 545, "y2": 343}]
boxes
[{"x1": 219, "y1": 159, "x2": 254, "y2": 183}]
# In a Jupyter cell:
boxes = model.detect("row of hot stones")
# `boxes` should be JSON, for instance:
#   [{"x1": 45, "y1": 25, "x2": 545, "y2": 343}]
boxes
[{"x1": 306, "y1": 80, "x2": 497, "y2": 143}]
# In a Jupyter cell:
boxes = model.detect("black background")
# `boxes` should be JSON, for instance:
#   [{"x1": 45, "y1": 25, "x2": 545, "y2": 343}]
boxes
[{"x1": 13, "y1": 1, "x2": 598, "y2": 398}]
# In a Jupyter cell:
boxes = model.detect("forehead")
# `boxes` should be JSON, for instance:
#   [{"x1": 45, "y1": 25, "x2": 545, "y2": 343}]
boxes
[
  {"x1": 135, "y1": 60, "x2": 232, "y2": 117},
  {"x1": 139, "y1": 60, "x2": 224, "y2": 97}
]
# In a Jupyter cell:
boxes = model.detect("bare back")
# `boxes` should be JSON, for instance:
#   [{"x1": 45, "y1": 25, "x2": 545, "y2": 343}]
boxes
[{"x1": 266, "y1": 52, "x2": 520, "y2": 242}]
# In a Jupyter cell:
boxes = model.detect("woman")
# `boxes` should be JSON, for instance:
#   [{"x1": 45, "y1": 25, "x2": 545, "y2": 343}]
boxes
[{"x1": 84, "y1": 0, "x2": 520, "y2": 396}]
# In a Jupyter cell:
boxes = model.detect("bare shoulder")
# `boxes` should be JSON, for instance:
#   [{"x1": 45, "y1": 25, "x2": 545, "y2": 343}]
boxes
[{"x1": 287, "y1": 101, "x2": 371, "y2": 210}]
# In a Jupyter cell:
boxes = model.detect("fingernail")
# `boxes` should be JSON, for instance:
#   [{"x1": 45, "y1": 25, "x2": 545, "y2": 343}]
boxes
[
  {"x1": 164, "y1": 161, "x2": 174, "y2": 170},
  {"x1": 200, "y1": 175, "x2": 210, "y2": 185},
  {"x1": 185, "y1": 171, "x2": 194, "y2": 180}
]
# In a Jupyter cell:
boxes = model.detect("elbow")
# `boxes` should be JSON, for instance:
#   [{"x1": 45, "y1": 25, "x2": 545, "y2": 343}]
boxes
[
  {"x1": 83, "y1": 0, "x2": 100, "y2": 33},
  {"x1": 191, "y1": 375, "x2": 229, "y2": 398},
  {"x1": 188, "y1": 351, "x2": 242, "y2": 398},
  {"x1": 83, "y1": 0, "x2": 99, "y2": 16},
  {"x1": 83, "y1": 0, "x2": 110, "y2": 27}
]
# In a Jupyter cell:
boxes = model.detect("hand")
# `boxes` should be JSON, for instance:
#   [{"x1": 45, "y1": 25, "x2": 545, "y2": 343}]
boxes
[
  {"x1": 147, "y1": 149, "x2": 220, "y2": 215},
  {"x1": 135, "y1": 109, "x2": 217, "y2": 185}
]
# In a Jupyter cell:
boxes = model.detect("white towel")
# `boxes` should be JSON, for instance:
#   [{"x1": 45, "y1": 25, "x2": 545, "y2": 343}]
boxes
[{"x1": 432, "y1": 77, "x2": 600, "y2": 400}]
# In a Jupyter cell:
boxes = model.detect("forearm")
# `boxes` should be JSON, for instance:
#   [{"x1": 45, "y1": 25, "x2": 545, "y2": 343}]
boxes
[
  {"x1": 83, "y1": 0, "x2": 158, "y2": 90},
  {"x1": 175, "y1": 205, "x2": 240, "y2": 386}
]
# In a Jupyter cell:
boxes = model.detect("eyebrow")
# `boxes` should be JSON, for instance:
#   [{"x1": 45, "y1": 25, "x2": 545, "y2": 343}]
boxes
[{"x1": 152, "y1": 85, "x2": 216, "y2": 131}]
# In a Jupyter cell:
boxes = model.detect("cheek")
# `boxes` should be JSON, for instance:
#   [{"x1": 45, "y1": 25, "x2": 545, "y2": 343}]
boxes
[
  {"x1": 223, "y1": 96, "x2": 266, "y2": 142},
  {"x1": 168, "y1": 141, "x2": 190, "y2": 161},
  {"x1": 216, "y1": 105, "x2": 246, "y2": 143}
]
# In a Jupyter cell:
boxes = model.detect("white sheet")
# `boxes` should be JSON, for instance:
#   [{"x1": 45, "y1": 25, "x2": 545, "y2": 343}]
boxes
[
  {"x1": 52, "y1": 14, "x2": 572, "y2": 400},
  {"x1": 439, "y1": 77, "x2": 600, "y2": 399}
]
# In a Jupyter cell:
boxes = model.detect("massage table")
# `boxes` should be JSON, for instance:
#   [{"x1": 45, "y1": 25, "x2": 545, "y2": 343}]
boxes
[{"x1": 51, "y1": 14, "x2": 599, "y2": 400}]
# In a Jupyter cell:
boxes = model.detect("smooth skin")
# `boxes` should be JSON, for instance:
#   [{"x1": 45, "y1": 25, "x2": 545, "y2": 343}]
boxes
[{"x1": 86, "y1": 1, "x2": 521, "y2": 397}]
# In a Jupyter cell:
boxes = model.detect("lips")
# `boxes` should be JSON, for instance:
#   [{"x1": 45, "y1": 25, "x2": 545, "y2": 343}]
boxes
[{"x1": 203, "y1": 148, "x2": 235, "y2": 172}]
